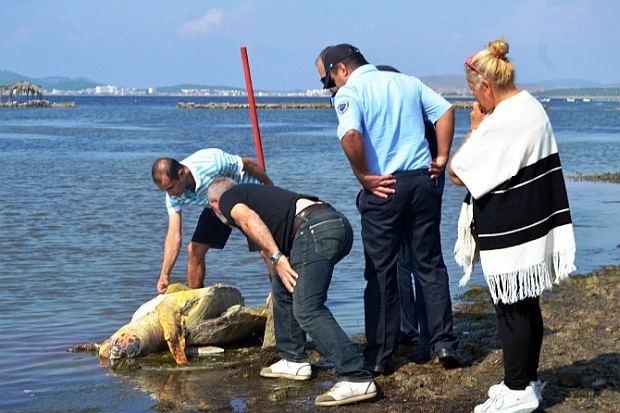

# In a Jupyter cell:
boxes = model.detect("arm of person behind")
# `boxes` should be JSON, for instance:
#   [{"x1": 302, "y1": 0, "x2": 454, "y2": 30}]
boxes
[
  {"x1": 448, "y1": 150, "x2": 467, "y2": 186},
  {"x1": 430, "y1": 106, "x2": 455, "y2": 181},
  {"x1": 241, "y1": 157, "x2": 274, "y2": 185},
  {"x1": 448, "y1": 128, "x2": 472, "y2": 187},
  {"x1": 340, "y1": 129, "x2": 396, "y2": 198},
  {"x1": 228, "y1": 203, "x2": 299, "y2": 292},
  {"x1": 448, "y1": 102, "x2": 487, "y2": 186},
  {"x1": 158, "y1": 211, "x2": 182, "y2": 294}
]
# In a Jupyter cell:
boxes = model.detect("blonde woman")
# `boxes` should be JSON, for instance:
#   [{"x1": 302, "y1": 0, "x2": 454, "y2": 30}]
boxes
[{"x1": 449, "y1": 39, "x2": 576, "y2": 413}]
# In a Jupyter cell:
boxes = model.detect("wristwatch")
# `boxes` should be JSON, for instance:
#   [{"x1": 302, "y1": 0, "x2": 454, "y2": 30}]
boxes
[{"x1": 269, "y1": 251, "x2": 283, "y2": 265}]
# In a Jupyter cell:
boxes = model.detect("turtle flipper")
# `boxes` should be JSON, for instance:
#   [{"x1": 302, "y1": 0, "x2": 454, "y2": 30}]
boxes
[{"x1": 158, "y1": 303, "x2": 188, "y2": 364}]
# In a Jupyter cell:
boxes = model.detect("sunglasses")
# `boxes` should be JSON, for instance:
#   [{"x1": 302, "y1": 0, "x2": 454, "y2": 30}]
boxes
[
  {"x1": 321, "y1": 71, "x2": 336, "y2": 89},
  {"x1": 464, "y1": 52, "x2": 485, "y2": 78},
  {"x1": 320, "y1": 48, "x2": 360, "y2": 89}
]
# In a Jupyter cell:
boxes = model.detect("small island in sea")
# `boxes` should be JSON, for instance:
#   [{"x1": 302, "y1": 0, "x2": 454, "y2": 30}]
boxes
[
  {"x1": 176, "y1": 101, "x2": 477, "y2": 110},
  {"x1": 0, "y1": 80, "x2": 76, "y2": 107}
]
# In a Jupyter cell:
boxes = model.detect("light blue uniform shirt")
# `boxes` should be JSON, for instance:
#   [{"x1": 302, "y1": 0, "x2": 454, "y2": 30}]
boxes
[
  {"x1": 333, "y1": 64, "x2": 452, "y2": 175},
  {"x1": 165, "y1": 148, "x2": 261, "y2": 214}
]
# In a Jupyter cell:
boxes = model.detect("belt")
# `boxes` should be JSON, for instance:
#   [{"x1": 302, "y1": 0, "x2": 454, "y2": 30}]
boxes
[
  {"x1": 393, "y1": 168, "x2": 429, "y2": 177},
  {"x1": 291, "y1": 203, "x2": 331, "y2": 237}
]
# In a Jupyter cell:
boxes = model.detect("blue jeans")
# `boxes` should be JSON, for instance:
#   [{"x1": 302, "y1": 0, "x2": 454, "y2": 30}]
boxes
[{"x1": 271, "y1": 207, "x2": 372, "y2": 381}]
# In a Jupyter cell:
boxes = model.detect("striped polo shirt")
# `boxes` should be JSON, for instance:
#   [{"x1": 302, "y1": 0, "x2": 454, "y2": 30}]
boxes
[{"x1": 165, "y1": 148, "x2": 262, "y2": 214}]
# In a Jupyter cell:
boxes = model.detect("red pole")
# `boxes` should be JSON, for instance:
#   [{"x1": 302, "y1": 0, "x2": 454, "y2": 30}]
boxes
[{"x1": 240, "y1": 46, "x2": 266, "y2": 171}]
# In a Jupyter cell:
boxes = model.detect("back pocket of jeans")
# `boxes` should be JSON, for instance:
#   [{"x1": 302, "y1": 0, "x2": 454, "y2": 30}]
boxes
[{"x1": 309, "y1": 218, "x2": 344, "y2": 259}]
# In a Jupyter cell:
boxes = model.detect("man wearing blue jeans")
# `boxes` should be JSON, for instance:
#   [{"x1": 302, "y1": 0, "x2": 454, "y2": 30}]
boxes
[{"x1": 207, "y1": 177, "x2": 376, "y2": 407}]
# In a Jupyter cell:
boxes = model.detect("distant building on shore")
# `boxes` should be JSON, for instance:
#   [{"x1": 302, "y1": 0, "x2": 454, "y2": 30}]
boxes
[{"x1": 95, "y1": 85, "x2": 118, "y2": 94}]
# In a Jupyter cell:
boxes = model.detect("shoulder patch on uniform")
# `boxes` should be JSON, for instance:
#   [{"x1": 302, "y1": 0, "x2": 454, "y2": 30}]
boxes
[{"x1": 336, "y1": 100, "x2": 349, "y2": 114}]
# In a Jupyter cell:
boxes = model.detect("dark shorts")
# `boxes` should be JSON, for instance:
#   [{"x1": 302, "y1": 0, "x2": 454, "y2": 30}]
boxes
[{"x1": 191, "y1": 208, "x2": 259, "y2": 251}]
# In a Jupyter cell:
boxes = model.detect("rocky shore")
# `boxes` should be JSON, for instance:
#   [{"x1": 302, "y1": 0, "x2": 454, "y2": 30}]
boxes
[
  {"x1": 101, "y1": 265, "x2": 619, "y2": 413},
  {"x1": 568, "y1": 171, "x2": 620, "y2": 184},
  {"x1": 177, "y1": 101, "x2": 333, "y2": 109},
  {"x1": 177, "y1": 101, "x2": 479, "y2": 110},
  {"x1": 76, "y1": 174, "x2": 619, "y2": 413},
  {"x1": 0, "y1": 100, "x2": 76, "y2": 108}
]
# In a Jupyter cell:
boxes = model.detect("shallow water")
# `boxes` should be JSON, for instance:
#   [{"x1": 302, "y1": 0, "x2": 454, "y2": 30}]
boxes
[{"x1": 1, "y1": 96, "x2": 619, "y2": 412}]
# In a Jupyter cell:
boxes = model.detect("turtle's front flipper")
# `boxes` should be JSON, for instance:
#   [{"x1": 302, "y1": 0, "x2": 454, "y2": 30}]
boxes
[
  {"x1": 158, "y1": 303, "x2": 188, "y2": 364},
  {"x1": 68, "y1": 342, "x2": 101, "y2": 353}
]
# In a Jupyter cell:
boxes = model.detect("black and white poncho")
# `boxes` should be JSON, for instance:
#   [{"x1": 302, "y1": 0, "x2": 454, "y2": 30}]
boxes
[{"x1": 451, "y1": 91, "x2": 576, "y2": 305}]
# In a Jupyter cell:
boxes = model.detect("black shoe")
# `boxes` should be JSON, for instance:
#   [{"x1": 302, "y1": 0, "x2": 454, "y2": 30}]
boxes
[
  {"x1": 409, "y1": 346, "x2": 432, "y2": 364},
  {"x1": 397, "y1": 334, "x2": 421, "y2": 347},
  {"x1": 366, "y1": 364, "x2": 386, "y2": 376},
  {"x1": 436, "y1": 348, "x2": 466, "y2": 369}
]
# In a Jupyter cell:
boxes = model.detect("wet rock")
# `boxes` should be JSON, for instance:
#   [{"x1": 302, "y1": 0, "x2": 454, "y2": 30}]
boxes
[
  {"x1": 592, "y1": 378, "x2": 607, "y2": 390},
  {"x1": 262, "y1": 305, "x2": 276, "y2": 349}
]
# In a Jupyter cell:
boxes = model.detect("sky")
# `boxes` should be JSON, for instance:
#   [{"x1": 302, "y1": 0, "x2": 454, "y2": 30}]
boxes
[{"x1": 1, "y1": 0, "x2": 618, "y2": 91}]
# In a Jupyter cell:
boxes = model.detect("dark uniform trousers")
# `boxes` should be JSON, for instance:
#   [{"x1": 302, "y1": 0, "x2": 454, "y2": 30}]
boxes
[{"x1": 357, "y1": 169, "x2": 459, "y2": 369}]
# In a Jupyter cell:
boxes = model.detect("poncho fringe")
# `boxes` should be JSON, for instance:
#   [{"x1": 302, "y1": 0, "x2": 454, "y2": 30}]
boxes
[
  {"x1": 484, "y1": 248, "x2": 576, "y2": 304},
  {"x1": 455, "y1": 200, "x2": 478, "y2": 286},
  {"x1": 454, "y1": 195, "x2": 576, "y2": 305}
]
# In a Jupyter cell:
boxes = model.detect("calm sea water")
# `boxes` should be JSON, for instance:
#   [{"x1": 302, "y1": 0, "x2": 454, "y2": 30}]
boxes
[{"x1": 1, "y1": 95, "x2": 619, "y2": 412}]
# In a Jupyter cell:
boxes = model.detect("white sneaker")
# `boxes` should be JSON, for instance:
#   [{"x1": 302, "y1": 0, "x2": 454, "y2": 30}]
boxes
[
  {"x1": 259, "y1": 359, "x2": 311, "y2": 381},
  {"x1": 475, "y1": 382, "x2": 539, "y2": 413},
  {"x1": 315, "y1": 380, "x2": 377, "y2": 406},
  {"x1": 488, "y1": 380, "x2": 543, "y2": 402}
]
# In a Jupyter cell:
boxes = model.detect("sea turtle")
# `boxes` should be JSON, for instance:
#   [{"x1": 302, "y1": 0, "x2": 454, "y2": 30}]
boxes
[{"x1": 97, "y1": 284, "x2": 268, "y2": 365}]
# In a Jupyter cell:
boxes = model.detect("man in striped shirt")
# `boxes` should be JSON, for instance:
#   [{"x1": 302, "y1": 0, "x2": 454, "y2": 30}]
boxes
[{"x1": 151, "y1": 148, "x2": 273, "y2": 294}]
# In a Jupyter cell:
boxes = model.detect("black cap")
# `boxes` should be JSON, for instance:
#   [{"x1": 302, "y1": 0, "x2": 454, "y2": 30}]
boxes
[
  {"x1": 322, "y1": 44, "x2": 360, "y2": 73},
  {"x1": 376, "y1": 65, "x2": 400, "y2": 73}
]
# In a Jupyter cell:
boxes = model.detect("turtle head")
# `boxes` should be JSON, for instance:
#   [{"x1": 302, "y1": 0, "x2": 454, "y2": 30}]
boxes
[{"x1": 108, "y1": 333, "x2": 143, "y2": 360}]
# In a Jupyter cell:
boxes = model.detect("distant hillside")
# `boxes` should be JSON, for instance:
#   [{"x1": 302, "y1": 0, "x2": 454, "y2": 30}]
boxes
[
  {"x1": 419, "y1": 74, "x2": 620, "y2": 98},
  {"x1": 418, "y1": 74, "x2": 615, "y2": 93},
  {"x1": 0, "y1": 69, "x2": 39, "y2": 85},
  {"x1": 529, "y1": 86, "x2": 620, "y2": 99},
  {"x1": 0, "y1": 70, "x2": 98, "y2": 91},
  {"x1": 37, "y1": 76, "x2": 99, "y2": 91},
  {"x1": 529, "y1": 78, "x2": 603, "y2": 88},
  {"x1": 420, "y1": 74, "x2": 468, "y2": 91},
  {"x1": 2, "y1": 69, "x2": 618, "y2": 96}
]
